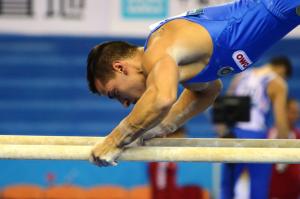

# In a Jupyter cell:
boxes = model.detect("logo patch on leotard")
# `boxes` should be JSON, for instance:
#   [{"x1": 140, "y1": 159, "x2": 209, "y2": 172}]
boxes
[
  {"x1": 232, "y1": 50, "x2": 252, "y2": 70},
  {"x1": 186, "y1": 8, "x2": 204, "y2": 16},
  {"x1": 217, "y1": 66, "x2": 234, "y2": 77}
]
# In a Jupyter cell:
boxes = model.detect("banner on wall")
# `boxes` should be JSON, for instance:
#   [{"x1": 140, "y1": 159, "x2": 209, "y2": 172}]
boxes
[
  {"x1": 0, "y1": 0, "x2": 109, "y2": 35},
  {"x1": 0, "y1": 0, "x2": 299, "y2": 37},
  {"x1": 0, "y1": 0, "x2": 169, "y2": 36},
  {"x1": 121, "y1": 0, "x2": 168, "y2": 19}
]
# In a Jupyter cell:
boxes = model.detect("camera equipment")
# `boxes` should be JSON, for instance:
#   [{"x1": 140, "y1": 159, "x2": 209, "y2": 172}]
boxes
[{"x1": 212, "y1": 96, "x2": 250, "y2": 126}]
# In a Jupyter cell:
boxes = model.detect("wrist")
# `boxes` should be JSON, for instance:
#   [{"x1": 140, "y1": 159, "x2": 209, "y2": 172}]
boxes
[
  {"x1": 139, "y1": 122, "x2": 179, "y2": 141},
  {"x1": 158, "y1": 122, "x2": 179, "y2": 135},
  {"x1": 107, "y1": 119, "x2": 146, "y2": 147}
]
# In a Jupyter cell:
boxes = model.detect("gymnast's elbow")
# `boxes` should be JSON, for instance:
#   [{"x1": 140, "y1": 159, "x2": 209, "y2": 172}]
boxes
[
  {"x1": 206, "y1": 79, "x2": 223, "y2": 98},
  {"x1": 212, "y1": 79, "x2": 223, "y2": 93},
  {"x1": 154, "y1": 93, "x2": 176, "y2": 112}
]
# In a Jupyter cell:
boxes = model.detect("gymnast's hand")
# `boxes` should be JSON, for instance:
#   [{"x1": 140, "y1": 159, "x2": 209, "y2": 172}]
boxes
[
  {"x1": 89, "y1": 134, "x2": 124, "y2": 167},
  {"x1": 89, "y1": 123, "x2": 140, "y2": 167}
]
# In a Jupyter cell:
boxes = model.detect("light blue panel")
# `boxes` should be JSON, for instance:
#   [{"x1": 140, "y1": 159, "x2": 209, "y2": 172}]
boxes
[
  {"x1": 121, "y1": 0, "x2": 168, "y2": 19},
  {"x1": 0, "y1": 160, "x2": 148, "y2": 188},
  {"x1": 177, "y1": 163, "x2": 213, "y2": 191},
  {"x1": 0, "y1": 160, "x2": 213, "y2": 191},
  {"x1": 0, "y1": 160, "x2": 213, "y2": 189}
]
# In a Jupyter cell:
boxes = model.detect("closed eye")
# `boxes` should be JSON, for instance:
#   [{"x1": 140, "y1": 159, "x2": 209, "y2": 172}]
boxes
[
  {"x1": 114, "y1": 89, "x2": 119, "y2": 98},
  {"x1": 107, "y1": 91, "x2": 114, "y2": 99},
  {"x1": 108, "y1": 89, "x2": 119, "y2": 99}
]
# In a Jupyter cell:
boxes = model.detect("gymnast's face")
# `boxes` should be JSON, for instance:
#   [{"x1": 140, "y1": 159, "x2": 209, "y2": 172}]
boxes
[{"x1": 95, "y1": 61, "x2": 146, "y2": 107}]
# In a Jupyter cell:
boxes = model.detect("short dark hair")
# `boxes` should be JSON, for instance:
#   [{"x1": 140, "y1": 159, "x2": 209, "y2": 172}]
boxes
[
  {"x1": 269, "y1": 56, "x2": 293, "y2": 78},
  {"x1": 86, "y1": 41, "x2": 138, "y2": 94}
]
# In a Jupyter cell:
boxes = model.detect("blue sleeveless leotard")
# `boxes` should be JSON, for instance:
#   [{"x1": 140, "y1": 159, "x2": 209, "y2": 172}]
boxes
[{"x1": 144, "y1": 0, "x2": 300, "y2": 83}]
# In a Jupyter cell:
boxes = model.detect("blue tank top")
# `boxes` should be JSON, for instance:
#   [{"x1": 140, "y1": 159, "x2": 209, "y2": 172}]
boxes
[
  {"x1": 144, "y1": 0, "x2": 298, "y2": 83},
  {"x1": 233, "y1": 69, "x2": 276, "y2": 132}
]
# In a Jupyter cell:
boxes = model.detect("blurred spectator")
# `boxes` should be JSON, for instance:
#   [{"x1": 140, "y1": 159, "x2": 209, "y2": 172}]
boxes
[
  {"x1": 269, "y1": 98, "x2": 300, "y2": 199},
  {"x1": 216, "y1": 56, "x2": 293, "y2": 199},
  {"x1": 148, "y1": 127, "x2": 185, "y2": 199},
  {"x1": 148, "y1": 127, "x2": 209, "y2": 199}
]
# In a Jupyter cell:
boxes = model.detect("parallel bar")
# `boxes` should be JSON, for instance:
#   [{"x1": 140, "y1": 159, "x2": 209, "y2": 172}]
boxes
[
  {"x1": 0, "y1": 144, "x2": 300, "y2": 163},
  {"x1": 0, "y1": 135, "x2": 102, "y2": 146},
  {"x1": 145, "y1": 138, "x2": 300, "y2": 148},
  {"x1": 0, "y1": 135, "x2": 300, "y2": 148}
]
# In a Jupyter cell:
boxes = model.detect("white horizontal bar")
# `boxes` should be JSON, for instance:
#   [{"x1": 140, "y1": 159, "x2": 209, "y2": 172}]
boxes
[
  {"x1": 0, "y1": 144, "x2": 300, "y2": 163},
  {"x1": 0, "y1": 135, "x2": 299, "y2": 148}
]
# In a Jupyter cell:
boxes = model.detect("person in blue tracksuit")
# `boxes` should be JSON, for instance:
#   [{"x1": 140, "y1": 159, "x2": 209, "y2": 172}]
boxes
[
  {"x1": 86, "y1": 0, "x2": 299, "y2": 167},
  {"x1": 219, "y1": 56, "x2": 292, "y2": 199}
]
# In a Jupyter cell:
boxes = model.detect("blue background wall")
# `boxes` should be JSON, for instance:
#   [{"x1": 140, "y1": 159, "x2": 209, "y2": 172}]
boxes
[{"x1": 0, "y1": 35, "x2": 299, "y2": 191}]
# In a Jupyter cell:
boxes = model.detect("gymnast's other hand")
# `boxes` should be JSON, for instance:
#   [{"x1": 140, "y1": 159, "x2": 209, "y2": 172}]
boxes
[{"x1": 89, "y1": 135, "x2": 123, "y2": 167}]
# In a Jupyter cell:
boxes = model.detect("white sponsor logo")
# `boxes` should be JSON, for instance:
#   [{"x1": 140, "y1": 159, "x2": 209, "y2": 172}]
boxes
[{"x1": 232, "y1": 50, "x2": 252, "y2": 70}]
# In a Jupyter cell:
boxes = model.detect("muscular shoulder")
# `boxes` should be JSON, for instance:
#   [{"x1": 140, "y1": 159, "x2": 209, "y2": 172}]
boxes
[{"x1": 143, "y1": 19, "x2": 213, "y2": 72}]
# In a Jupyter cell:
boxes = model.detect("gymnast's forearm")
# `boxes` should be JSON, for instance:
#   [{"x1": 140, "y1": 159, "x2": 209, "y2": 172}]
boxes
[
  {"x1": 105, "y1": 86, "x2": 175, "y2": 147},
  {"x1": 157, "y1": 80, "x2": 222, "y2": 135},
  {"x1": 105, "y1": 56, "x2": 179, "y2": 146}
]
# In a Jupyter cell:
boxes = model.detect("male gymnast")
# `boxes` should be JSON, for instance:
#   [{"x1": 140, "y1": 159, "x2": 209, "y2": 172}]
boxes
[{"x1": 86, "y1": 0, "x2": 300, "y2": 166}]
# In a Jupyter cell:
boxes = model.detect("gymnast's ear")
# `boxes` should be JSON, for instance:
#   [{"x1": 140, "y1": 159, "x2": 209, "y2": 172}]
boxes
[{"x1": 112, "y1": 61, "x2": 128, "y2": 75}]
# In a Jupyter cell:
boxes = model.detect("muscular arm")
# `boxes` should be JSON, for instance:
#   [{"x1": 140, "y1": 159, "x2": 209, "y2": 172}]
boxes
[
  {"x1": 90, "y1": 19, "x2": 215, "y2": 166},
  {"x1": 227, "y1": 74, "x2": 242, "y2": 95},
  {"x1": 268, "y1": 77, "x2": 289, "y2": 139},
  {"x1": 142, "y1": 80, "x2": 222, "y2": 140},
  {"x1": 90, "y1": 53, "x2": 179, "y2": 165},
  {"x1": 119, "y1": 54, "x2": 179, "y2": 144}
]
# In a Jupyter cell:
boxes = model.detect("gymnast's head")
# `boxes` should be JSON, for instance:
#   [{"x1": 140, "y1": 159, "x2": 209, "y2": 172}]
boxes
[{"x1": 87, "y1": 41, "x2": 146, "y2": 107}]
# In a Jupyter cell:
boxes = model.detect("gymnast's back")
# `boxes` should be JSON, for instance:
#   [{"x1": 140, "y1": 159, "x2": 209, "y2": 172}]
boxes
[{"x1": 144, "y1": 0, "x2": 300, "y2": 84}]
